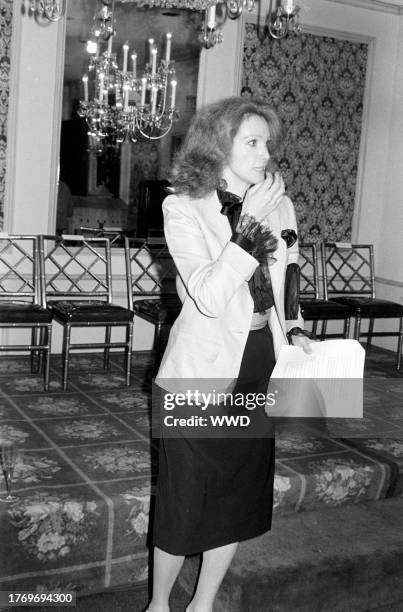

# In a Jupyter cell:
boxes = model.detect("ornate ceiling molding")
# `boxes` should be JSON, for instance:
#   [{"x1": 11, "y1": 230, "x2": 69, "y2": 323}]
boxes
[
  {"x1": 118, "y1": 0, "x2": 217, "y2": 9},
  {"x1": 327, "y1": 0, "x2": 403, "y2": 15},
  {"x1": 118, "y1": 0, "x2": 403, "y2": 12}
]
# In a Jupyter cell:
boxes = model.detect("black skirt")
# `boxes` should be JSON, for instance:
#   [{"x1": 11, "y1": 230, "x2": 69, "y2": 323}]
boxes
[{"x1": 152, "y1": 326, "x2": 276, "y2": 556}]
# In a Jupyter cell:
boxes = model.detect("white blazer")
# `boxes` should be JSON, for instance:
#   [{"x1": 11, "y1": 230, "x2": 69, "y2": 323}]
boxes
[{"x1": 156, "y1": 191, "x2": 304, "y2": 390}]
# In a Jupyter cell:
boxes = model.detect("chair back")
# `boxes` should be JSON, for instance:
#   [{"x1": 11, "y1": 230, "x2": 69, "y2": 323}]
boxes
[
  {"x1": 78, "y1": 226, "x2": 124, "y2": 246},
  {"x1": 40, "y1": 234, "x2": 115, "y2": 304},
  {"x1": 124, "y1": 237, "x2": 177, "y2": 311},
  {"x1": 0, "y1": 234, "x2": 41, "y2": 305},
  {"x1": 298, "y1": 243, "x2": 321, "y2": 300},
  {"x1": 322, "y1": 243, "x2": 375, "y2": 299}
]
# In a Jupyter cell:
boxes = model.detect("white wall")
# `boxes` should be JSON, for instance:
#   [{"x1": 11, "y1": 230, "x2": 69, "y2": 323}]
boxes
[
  {"x1": 377, "y1": 15, "x2": 403, "y2": 294},
  {"x1": 5, "y1": 9, "x2": 66, "y2": 234},
  {"x1": 5, "y1": 1, "x2": 403, "y2": 353}
]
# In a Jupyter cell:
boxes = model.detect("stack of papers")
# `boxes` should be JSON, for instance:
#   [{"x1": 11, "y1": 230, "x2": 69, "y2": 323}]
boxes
[{"x1": 266, "y1": 340, "x2": 365, "y2": 418}]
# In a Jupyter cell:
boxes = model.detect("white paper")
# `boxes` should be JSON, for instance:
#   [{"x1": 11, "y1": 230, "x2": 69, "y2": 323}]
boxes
[
  {"x1": 267, "y1": 340, "x2": 365, "y2": 418},
  {"x1": 271, "y1": 339, "x2": 365, "y2": 379}
]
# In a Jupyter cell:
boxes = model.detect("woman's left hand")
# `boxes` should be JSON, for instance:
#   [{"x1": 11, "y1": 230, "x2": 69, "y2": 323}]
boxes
[{"x1": 291, "y1": 334, "x2": 315, "y2": 354}]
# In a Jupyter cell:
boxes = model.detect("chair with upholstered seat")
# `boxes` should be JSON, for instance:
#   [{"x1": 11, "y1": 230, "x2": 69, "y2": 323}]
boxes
[
  {"x1": 40, "y1": 234, "x2": 134, "y2": 389},
  {"x1": 125, "y1": 236, "x2": 181, "y2": 365},
  {"x1": 0, "y1": 234, "x2": 53, "y2": 389},
  {"x1": 299, "y1": 242, "x2": 351, "y2": 339},
  {"x1": 323, "y1": 242, "x2": 403, "y2": 368}
]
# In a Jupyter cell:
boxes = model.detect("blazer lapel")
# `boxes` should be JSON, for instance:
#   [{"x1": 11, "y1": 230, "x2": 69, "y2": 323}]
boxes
[{"x1": 195, "y1": 192, "x2": 232, "y2": 248}]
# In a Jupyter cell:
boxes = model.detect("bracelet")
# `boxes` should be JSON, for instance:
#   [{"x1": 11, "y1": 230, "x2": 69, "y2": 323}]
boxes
[{"x1": 286, "y1": 327, "x2": 316, "y2": 343}]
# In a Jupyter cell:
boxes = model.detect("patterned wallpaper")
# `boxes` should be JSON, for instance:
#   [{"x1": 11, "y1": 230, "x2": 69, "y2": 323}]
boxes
[
  {"x1": 242, "y1": 26, "x2": 368, "y2": 242},
  {"x1": 0, "y1": 0, "x2": 12, "y2": 230}
]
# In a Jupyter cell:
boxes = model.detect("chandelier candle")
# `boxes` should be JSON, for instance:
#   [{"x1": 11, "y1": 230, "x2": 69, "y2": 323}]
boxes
[
  {"x1": 148, "y1": 38, "x2": 154, "y2": 62},
  {"x1": 165, "y1": 32, "x2": 172, "y2": 62},
  {"x1": 171, "y1": 79, "x2": 177, "y2": 108},
  {"x1": 107, "y1": 34, "x2": 113, "y2": 55},
  {"x1": 98, "y1": 72, "x2": 104, "y2": 102},
  {"x1": 141, "y1": 77, "x2": 147, "y2": 107},
  {"x1": 124, "y1": 86, "x2": 130, "y2": 112},
  {"x1": 283, "y1": 0, "x2": 294, "y2": 13},
  {"x1": 151, "y1": 86, "x2": 158, "y2": 115},
  {"x1": 122, "y1": 42, "x2": 129, "y2": 73},
  {"x1": 82, "y1": 75, "x2": 89, "y2": 102},
  {"x1": 131, "y1": 53, "x2": 137, "y2": 79},
  {"x1": 151, "y1": 46, "x2": 157, "y2": 76},
  {"x1": 207, "y1": 5, "x2": 216, "y2": 28}
]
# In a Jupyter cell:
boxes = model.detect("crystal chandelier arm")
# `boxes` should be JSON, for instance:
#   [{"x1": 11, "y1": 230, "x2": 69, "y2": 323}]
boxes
[
  {"x1": 266, "y1": 0, "x2": 286, "y2": 39},
  {"x1": 266, "y1": 0, "x2": 301, "y2": 39},
  {"x1": 199, "y1": 8, "x2": 224, "y2": 49},
  {"x1": 158, "y1": 78, "x2": 169, "y2": 116},
  {"x1": 43, "y1": 0, "x2": 66, "y2": 22},
  {"x1": 29, "y1": 0, "x2": 66, "y2": 22},
  {"x1": 226, "y1": 0, "x2": 243, "y2": 20},
  {"x1": 137, "y1": 124, "x2": 174, "y2": 140}
]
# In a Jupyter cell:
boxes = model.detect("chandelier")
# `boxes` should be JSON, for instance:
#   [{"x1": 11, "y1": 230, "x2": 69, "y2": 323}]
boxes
[
  {"x1": 29, "y1": 0, "x2": 66, "y2": 21},
  {"x1": 197, "y1": 0, "x2": 301, "y2": 48},
  {"x1": 199, "y1": 0, "x2": 255, "y2": 48},
  {"x1": 77, "y1": 0, "x2": 179, "y2": 147},
  {"x1": 266, "y1": 0, "x2": 301, "y2": 39}
]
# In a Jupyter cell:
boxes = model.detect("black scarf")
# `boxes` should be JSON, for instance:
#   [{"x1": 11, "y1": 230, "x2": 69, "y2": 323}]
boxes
[{"x1": 217, "y1": 190, "x2": 274, "y2": 313}]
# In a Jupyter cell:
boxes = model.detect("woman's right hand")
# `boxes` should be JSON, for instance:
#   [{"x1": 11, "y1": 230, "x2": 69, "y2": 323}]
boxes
[{"x1": 242, "y1": 172, "x2": 285, "y2": 222}]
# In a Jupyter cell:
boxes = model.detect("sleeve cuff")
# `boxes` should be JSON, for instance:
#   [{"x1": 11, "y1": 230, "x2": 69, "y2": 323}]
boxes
[{"x1": 230, "y1": 232, "x2": 254, "y2": 253}]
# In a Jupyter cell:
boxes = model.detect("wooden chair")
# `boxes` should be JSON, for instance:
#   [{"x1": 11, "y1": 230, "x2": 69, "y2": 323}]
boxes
[
  {"x1": 125, "y1": 236, "x2": 181, "y2": 365},
  {"x1": 299, "y1": 242, "x2": 351, "y2": 339},
  {"x1": 40, "y1": 234, "x2": 134, "y2": 389},
  {"x1": 78, "y1": 225, "x2": 125, "y2": 246},
  {"x1": 323, "y1": 242, "x2": 403, "y2": 368},
  {"x1": 0, "y1": 234, "x2": 53, "y2": 390}
]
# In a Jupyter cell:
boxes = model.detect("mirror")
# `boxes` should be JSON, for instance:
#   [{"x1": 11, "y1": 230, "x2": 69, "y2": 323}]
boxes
[{"x1": 57, "y1": 0, "x2": 201, "y2": 239}]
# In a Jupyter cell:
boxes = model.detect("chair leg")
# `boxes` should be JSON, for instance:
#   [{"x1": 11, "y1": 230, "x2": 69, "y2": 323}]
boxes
[
  {"x1": 311, "y1": 320, "x2": 318, "y2": 337},
  {"x1": 354, "y1": 315, "x2": 361, "y2": 342},
  {"x1": 37, "y1": 327, "x2": 45, "y2": 373},
  {"x1": 104, "y1": 326, "x2": 111, "y2": 370},
  {"x1": 321, "y1": 319, "x2": 328, "y2": 340},
  {"x1": 125, "y1": 322, "x2": 133, "y2": 386},
  {"x1": 366, "y1": 318, "x2": 374, "y2": 351},
  {"x1": 62, "y1": 325, "x2": 71, "y2": 391},
  {"x1": 397, "y1": 316, "x2": 403, "y2": 370},
  {"x1": 344, "y1": 317, "x2": 351, "y2": 339},
  {"x1": 44, "y1": 324, "x2": 52, "y2": 392},
  {"x1": 153, "y1": 323, "x2": 163, "y2": 370},
  {"x1": 31, "y1": 327, "x2": 39, "y2": 373}
]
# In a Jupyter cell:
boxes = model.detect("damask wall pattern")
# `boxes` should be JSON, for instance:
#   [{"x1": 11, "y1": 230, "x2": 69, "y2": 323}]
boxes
[
  {"x1": 0, "y1": 0, "x2": 13, "y2": 230},
  {"x1": 242, "y1": 26, "x2": 368, "y2": 242}
]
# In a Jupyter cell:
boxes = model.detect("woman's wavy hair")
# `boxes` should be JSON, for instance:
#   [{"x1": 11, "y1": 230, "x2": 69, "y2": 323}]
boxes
[{"x1": 169, "y1": 96, "x2": 283, "y2": 198}]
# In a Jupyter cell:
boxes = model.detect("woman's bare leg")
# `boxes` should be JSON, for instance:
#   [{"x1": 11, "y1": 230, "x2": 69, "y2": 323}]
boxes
[
  {"x1": 147, "y1": 546, "x2": 185, "y2": 612},
  {"x1": 186, "y1": 542, "x2": 238, "y2": 612}
]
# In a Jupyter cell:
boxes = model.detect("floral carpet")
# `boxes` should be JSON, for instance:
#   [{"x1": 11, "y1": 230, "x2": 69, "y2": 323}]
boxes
[{"x1": 0, "y1": 348, "x2": 402, "y2": 597}]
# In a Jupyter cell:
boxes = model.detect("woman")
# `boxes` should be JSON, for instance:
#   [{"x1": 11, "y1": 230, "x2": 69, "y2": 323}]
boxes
[{"x1": 148, "y1": 96, "x2": 312, "y2": 612}]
